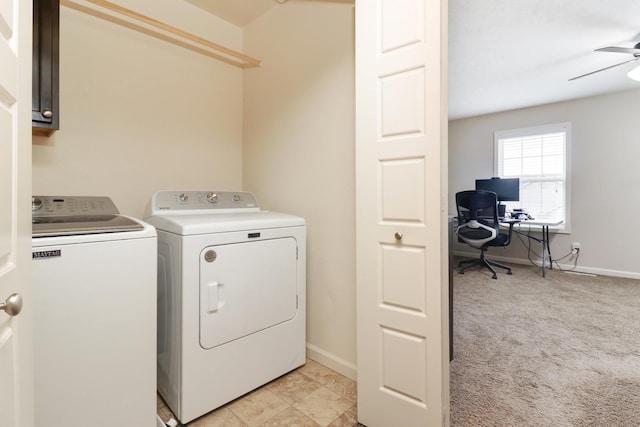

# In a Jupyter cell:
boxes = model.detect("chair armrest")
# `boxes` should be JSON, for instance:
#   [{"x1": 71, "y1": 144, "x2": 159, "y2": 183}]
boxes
[
  {"x1": 500, "y1": 219, "x2": 519, "y2": 245},
  {"x1": 456, "y1": 220, "x2": 498, "y2": 248}
]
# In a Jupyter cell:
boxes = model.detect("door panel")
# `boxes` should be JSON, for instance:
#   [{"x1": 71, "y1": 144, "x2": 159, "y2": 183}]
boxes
[
  {"x1": 381, "y1": 158, "x2": 425, "y2": 222},
  {"x1": 0, "y1": 107, "x2": 13, "y2": 250},
  {"x1": 0, "y1": 328, "x2": 17, "y2": 427},
  {"x1": 356, "y1": 0, "x2": 448, "y2": 425},
  {"x1": 381, "y1": 326, "x2": 426, "y2": 403},
  {"x1": 380, "y1": 68, "x2": 425, "y2": 137},
  {"x1": 381, "y1": 244, "x2": 426, "y2": 313},
  {"x1": 380, "y1": 0, "x2": 424, "y2": 53}
]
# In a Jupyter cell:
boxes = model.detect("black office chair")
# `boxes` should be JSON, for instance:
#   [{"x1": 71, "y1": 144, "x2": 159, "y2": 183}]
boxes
[{"x1": 455, "y1": 190, "x2": 515, "y2": 279}]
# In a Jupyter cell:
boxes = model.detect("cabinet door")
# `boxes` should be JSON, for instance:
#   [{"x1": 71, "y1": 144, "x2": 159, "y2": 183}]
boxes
[{"x1": 32, "y1": 0, "x2": 59, "y2": 132}]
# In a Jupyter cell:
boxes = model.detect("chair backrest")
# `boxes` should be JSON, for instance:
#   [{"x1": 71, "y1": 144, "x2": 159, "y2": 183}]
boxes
[{"x1": 455, "y1": 190, "x2": 500, "y2": 249}]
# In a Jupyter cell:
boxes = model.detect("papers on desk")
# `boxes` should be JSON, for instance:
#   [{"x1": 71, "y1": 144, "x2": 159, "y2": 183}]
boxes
[{"x1": 517, "y1": 219, "x2": 564, "y2": 226}]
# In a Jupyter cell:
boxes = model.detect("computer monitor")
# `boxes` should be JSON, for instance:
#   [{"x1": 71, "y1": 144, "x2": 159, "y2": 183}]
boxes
[{"x1": 475, "y1": 177, "x2": 520, "y2": 202}]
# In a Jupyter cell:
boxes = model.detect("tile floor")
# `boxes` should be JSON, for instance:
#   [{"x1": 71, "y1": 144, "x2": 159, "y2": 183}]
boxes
[{"x1": 157, "y1": 359, "x2": 358, "y2": 427}]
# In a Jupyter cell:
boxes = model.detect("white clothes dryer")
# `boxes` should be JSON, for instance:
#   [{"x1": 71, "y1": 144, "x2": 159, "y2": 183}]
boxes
[{"x1": 145, "y1": 191, "x2": 306, "y2": 424}]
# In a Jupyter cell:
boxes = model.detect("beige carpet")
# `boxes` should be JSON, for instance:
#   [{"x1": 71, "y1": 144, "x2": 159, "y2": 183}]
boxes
[{"x1": 450, "y1": 260, "x2": 640, "y2": 426}]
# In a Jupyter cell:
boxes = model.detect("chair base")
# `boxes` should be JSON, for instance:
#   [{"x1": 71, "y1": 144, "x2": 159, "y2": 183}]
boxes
[{"x1": 458, "y1": 252, "x2": 512, "y2": 279}]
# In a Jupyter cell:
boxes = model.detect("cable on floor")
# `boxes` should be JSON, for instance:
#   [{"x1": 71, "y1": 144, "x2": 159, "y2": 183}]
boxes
[
  {"x1": 514, "y1": 225, "x2": 579, "y2": 272},
  {"x1": 552, "y1": 248, "x2": 580, "y2": 272},
  {"x1": 514, "y1": 227, "x2": 544, "y2": 265}
]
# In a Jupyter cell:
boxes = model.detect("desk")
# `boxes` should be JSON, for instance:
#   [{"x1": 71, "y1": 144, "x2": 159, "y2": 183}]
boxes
[{"x1": 507, "y1": 219, "x2": 564, "y2": 277}]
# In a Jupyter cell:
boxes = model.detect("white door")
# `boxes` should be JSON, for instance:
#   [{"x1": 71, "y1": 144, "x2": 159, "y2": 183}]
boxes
[
  {"x1": 0, "y1": 0, "x2": 34, "y2": 426},
  {"x1": 355, "y1": 0, "x2": 449, "y2": 426}
]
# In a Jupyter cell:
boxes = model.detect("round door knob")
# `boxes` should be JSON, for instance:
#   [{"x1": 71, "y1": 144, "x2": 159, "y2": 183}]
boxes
[
  {"x1": 394, "y1": 232, "x2": 403, "y2": 240},
  {"x1": 42, "y1": 110, "x2": 53, "y2": 118},
  {"x1": 0, "y1": 293, "x2": 23, "y2": 317}
]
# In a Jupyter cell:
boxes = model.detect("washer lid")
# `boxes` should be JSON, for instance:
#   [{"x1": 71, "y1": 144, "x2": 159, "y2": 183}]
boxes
[{"x1": 32, "y1": 196, "x2": 144, "y2": 237}]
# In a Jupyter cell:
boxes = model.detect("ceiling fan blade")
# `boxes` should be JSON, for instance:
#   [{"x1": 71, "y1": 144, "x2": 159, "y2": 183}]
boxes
[
  {"x1": 596, "y1": 46, "x2": 640, "y2": 55},
  {"x1": 568, "y1": 57, "x2": 638, "y2": 81}
]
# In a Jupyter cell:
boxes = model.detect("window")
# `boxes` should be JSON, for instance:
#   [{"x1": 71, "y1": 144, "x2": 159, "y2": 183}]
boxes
[{"x1": 494, "y1": 123, "x2": 570, "y2": 231}]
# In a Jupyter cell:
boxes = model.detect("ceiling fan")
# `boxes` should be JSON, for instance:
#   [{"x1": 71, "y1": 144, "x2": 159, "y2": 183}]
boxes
[{"x1": 569, "y1": 42, "x2": 640, "y2": 81}]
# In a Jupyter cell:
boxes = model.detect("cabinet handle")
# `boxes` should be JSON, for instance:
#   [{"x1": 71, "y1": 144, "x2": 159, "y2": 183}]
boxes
[
  {"x1": 394, "y1": 232, "x2": 403, "y2": 241},
  {"x1": 42, "y1": 110, "x2": 53, "y2": 118},
  {"x1": 0, "y1": 293, "x2": 23, "y2": 317}
]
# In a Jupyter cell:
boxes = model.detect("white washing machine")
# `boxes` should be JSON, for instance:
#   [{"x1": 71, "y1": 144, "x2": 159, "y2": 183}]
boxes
[
  {"x1": 31, "y1": 196, "x2": 158, "y2": 427},
  {"x1": 145, "y1": 190, "x2": 306, "y2": 424}
]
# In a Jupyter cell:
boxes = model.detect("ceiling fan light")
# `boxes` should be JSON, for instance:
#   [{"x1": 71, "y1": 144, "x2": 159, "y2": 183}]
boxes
[{"x1": 627, "y1": 64, "x2": 640, "y2": 81}]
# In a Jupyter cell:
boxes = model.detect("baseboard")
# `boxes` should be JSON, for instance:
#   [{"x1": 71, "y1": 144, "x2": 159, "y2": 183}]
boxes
[
  {"x1": 306, "y1": 343, "x2": 357, "y2": 381},
  {"x1": 555, "y1": 264, "x2": 640, "y2": 280},
  {"x1": 453, "y1": 250, "x2": 640, "y2": 280}
]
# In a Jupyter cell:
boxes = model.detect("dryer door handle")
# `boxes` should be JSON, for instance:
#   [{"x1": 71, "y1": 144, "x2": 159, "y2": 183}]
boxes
[{"x1": 207, "y1": 282, "x2": 220, "y2": 313}]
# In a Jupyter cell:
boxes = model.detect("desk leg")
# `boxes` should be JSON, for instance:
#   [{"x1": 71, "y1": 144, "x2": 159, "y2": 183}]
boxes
[
  {"x1": 545, "y1": 225, "x2": 553, "y2": 271},
  {"x1": 540, "y1": 225, "x2": 554, "y2": 277},
  {"x1": 541, "y1": 226, "x2": 547, "y2": 278}
]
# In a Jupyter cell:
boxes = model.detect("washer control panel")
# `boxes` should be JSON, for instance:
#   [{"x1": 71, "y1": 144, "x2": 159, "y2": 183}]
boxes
[
  {"x1": 151, "y1": 191, "x2": 259, "y2": 213},
  {"x1": 32, "y1": 196, "x2": 120, "y2": 216},
  {"x1": 31, "y1": 196, "x2": 144, "y2": 237}
]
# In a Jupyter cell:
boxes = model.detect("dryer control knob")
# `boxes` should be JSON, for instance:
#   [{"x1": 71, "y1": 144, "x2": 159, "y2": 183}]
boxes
[
  {"x1": 178, "y1": 193, "x2": 189, "y2": 203},
  {"x1": 206, "y1": 192, "x2": 218, "y2": 203},
  {"x1": 232, "y1": 194, "x2": 241, "y2": 202}
]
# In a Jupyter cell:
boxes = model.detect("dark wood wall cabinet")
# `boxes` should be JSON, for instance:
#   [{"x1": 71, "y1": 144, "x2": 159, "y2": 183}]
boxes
[{"x1": 32, "y1": 0, "x2": 59, "y2": 136}]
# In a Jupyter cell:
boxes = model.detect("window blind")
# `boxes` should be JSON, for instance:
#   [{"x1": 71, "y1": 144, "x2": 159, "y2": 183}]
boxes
[{"x1": 495, "y1": 123, "x2": 569, "y2": 228}]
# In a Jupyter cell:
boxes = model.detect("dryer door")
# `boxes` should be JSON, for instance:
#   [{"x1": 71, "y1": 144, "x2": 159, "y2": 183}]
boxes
[{"x1": 199, "y1": 237, "x2": 298, "y2": 349}]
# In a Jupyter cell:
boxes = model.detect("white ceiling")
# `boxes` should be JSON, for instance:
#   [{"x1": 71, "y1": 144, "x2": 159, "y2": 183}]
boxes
[
  {"x1": 184, "y1": 0, "x2": 280, "y2": 27},
  {"x1": 184, "y1": 0, "x2": 640, "y2": 120},
  {"x1": 449, "y1": 0, "x2": 640, "y2": 119}
]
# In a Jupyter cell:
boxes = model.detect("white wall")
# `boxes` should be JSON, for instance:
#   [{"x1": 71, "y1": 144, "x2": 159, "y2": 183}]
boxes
[
  {"x1": 32, "y1": 0, "x2": 357, "y2": 379},
  {"x1": 243, "y1": 3, "x2": 357, "y2": 377},
  {"x1": 32, "y1": 1, "x2": 245, "y2": 218},
  {"x1": 449, "y1": 88, "x2": 640, "y2": 278}
]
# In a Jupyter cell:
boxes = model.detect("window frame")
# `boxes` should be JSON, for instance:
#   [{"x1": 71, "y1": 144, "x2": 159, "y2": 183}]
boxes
[{"x1": 493, "y1": 122, "x2": 571, "y2": 233}]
